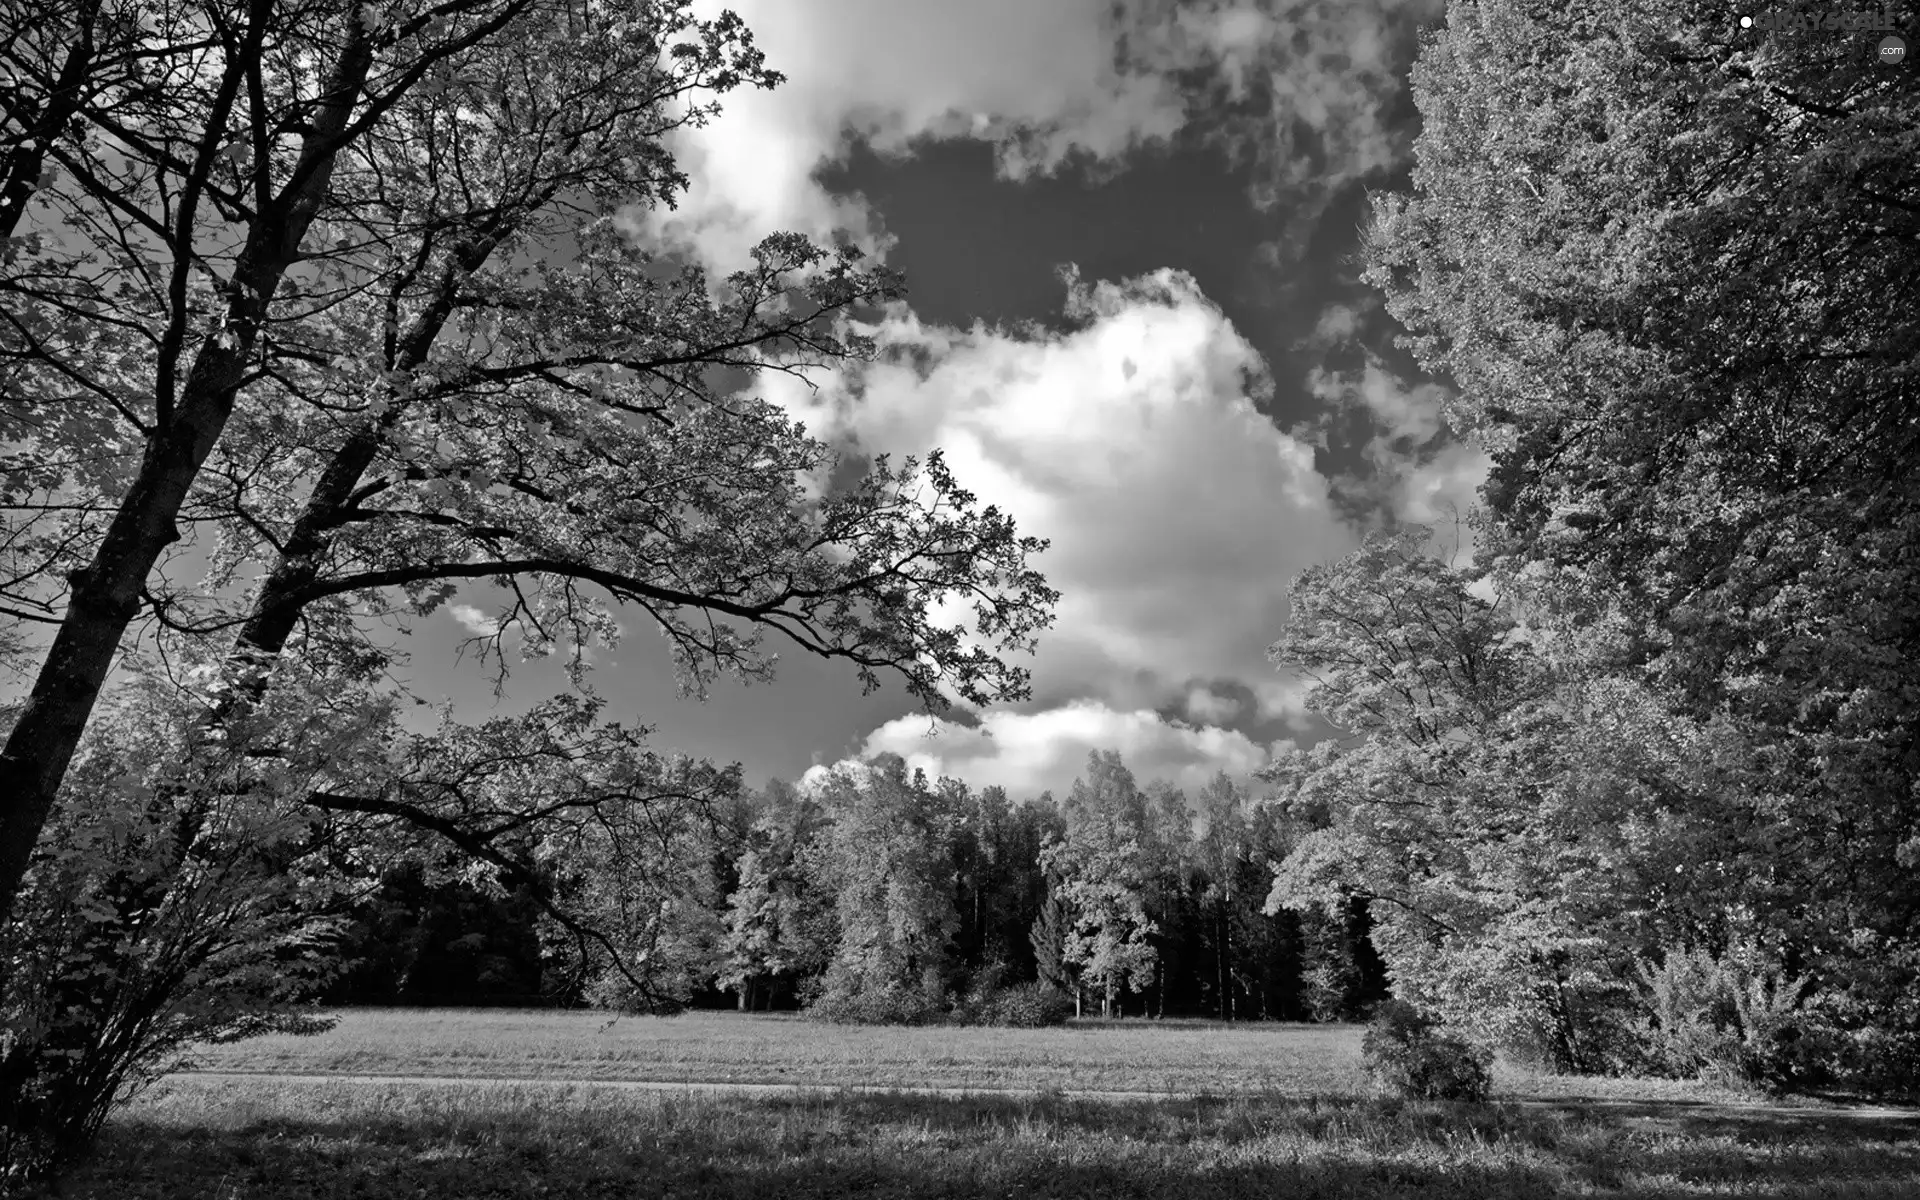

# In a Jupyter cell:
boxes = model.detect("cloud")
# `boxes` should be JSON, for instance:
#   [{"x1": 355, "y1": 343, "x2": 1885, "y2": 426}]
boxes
[
  {"x1": 644, "y1": 0, "x2": 1443, "y2": 272},
  {"x1": 1395, "y1": 441, "x2": 1492, "y2": 529},
  {"x1": 1309, "y1": 359, "x2": 1452, "y2": 449},
  {"x1": 1296, "y1": 301, "x2": 1374, "y2": 357},
  {"x1": 446, "y1": 603, "x2": 501, "y2": 637},
  {"x1": 1184, "y1": 685, "x2": 1243, "y2": 724},
  {"x1": 1208, "y1": 0, "x2": 1443, "y2": 205},
  {"x1": 1305, "y1": 357, "x2": 1491, "y2": 550},
  {"x1": 856, "y1": 701, "x2": 1275, "y2": 799},
  {"x1": 762, "y1": 267, "x2": 1356, "y2": 720},
  {"x1": 1251, "y1": 674, "x2": 1318, "y2": 731}
]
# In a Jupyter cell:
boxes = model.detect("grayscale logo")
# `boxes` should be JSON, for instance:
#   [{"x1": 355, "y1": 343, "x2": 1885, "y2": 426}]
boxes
[{"x1": 1738, "y1": 9, "x2": 1899, "y2": 31}]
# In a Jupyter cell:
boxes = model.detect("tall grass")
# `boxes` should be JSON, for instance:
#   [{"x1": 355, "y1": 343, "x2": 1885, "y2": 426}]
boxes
[{"x1": 49, "y1": 1075, "x2": 1920, "y2": 1199}]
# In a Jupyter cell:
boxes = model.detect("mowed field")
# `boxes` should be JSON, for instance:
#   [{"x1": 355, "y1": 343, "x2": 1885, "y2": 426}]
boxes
[
  {"x1": 183, "y1": 1008, "x2": 1372, "y2": 1096},
  {"x1": 169, "y1": 1008, "x2": 1766, "y2": 1102},
  {"x1": 45, "y1": 1010, "x2": 1920, "y2": 1199}
]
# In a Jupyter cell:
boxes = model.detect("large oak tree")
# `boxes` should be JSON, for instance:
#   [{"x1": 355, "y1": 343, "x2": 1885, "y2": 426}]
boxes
[{"x1": 0, "y1": 0, "x2": 1055, "y2": 926}]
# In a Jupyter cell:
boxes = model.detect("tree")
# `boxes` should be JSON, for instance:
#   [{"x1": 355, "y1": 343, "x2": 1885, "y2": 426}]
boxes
[
  {"x1": 1362, "y1": 0, "x2": 1920, "y2": 1086},
  {"x1": 1028, "y1": 884, "x2": 1073, "y2": 997},
  {"x1": 0, "y1": 0, "x2": 1056, "y2": 928},
  {"x1": 0, "y1": 0, "x2": 767, "y2": 919},
  {"x1": 717, "y1": 780, "x2": 830, "y2": 1010},
  {"x1": 3, "y1": 631, "x2": 754, "y2": 1182},
  {"x1": 807, "y1": 755, "x2": 960, "y2": 1019},
  {"x1": 1194, "y1": 773, "x2": 1251, "y2": 1020},
  {"x1": 1046, "y1": 751, "x2": 1159, "y2": 1017},
  {"x1": 1263, "y1": 530, "x2": 1736, "y2": 1067}
]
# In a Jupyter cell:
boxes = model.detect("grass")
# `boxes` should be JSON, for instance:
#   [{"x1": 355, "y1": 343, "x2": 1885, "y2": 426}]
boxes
[
  {"x1": 51, "y1": 1074, "x2": 1920, "y2": 1199},
  {"x1": 176, "y1": 1008, "x2": 1764, "y2": 1103},
  {"x1": 34, "y1": 1009, "x2": 1917, "y2": 1198}
]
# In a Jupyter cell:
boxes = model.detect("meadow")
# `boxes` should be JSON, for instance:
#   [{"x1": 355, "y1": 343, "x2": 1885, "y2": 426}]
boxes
[
  {"x1": 175, "y1": 1008, "x2": 1781, "y2": 1103},
  {"x1": 41, "y1": 1010, "x2": 1920, "y2": 1198}
]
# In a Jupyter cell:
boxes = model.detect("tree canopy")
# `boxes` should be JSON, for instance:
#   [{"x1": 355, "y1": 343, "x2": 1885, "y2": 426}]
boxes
[
  {"x1": 0, "y1": 0, "x2": 1056, "y2": 926},
  {"x1": 1271, "y1": 0, "x2": 1920, "y2": 1085}
]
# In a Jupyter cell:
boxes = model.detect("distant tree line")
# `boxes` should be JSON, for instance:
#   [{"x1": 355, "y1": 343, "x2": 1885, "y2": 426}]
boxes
[{"x1": 323, "y1": 749, "x2": 1390, "y2": 1024}]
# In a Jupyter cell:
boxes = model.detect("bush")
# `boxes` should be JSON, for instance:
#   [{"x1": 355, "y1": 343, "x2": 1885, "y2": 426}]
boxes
[
  {"x1": 955, "y1": 981, "x2": 1075, "y2": 1028},
  {"x1": 1, "y1": 663, "x2": 364, "y2": 1185},
  {"x1": 807, "y1": 981, "x2": 947, "y2": 1026},
  {"x1": 1634, "y1": 943, "x2": 1810, "y2": 1092},
  {"x1": 1361, "y1": 999, "x2": 1493, "y2": 1101}
]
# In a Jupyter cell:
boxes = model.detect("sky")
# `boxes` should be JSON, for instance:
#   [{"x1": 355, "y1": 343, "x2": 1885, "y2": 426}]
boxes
[
  {"x1": 13, "y1": 0, "x2": 1489, "y2": 804},
  {"x1": 395, "y1": 0, "x2": 1487, "y2": 801}
]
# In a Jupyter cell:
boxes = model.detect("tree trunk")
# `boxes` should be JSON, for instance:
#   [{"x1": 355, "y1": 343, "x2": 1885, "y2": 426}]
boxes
[
  {"x1": 1218, "y1": 905, "x2": 1229, "y2": 1021},
  {"x1": 0, "y1": 11, "x2": 375, "y2": 926}
]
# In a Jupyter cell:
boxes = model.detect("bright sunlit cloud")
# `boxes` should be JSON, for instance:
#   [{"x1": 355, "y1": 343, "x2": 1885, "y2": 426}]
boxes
[{"x1": 764, "y1": 267, "x2": 1359, "y2": 787}]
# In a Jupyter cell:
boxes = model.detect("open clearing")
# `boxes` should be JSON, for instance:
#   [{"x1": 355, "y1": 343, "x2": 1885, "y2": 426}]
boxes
[
  {"x1": 173, "y1": 1008, "x2": 1788, "y2": 1104},
  {"x1": 43, "y1": 1010, "x2": 1919, "y2": 1198}
]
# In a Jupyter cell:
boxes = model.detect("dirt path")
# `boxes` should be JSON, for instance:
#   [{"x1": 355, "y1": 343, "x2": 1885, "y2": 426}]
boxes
[{"x1": 165, "y1": 1070, "x2": 1920, "y2": 1121}]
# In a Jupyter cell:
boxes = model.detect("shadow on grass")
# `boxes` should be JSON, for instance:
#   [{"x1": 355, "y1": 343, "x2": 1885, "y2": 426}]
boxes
[{"x1": 44, "y1": 1088, "x2": 1920, "y2": 1200}]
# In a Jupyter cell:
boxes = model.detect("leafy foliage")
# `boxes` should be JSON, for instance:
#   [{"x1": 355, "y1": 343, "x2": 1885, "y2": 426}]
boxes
[
  {"x1": 0, "y1": 0, "x2": 1061, "y2": 1179},
  {"x1": 951, "y1": 974, "x2": 1076, "y2": 1029},
  {"x1": 716, "y1": 782, "x2": 833, "y2": 1011},
  {"x1": 0, "y1": 0, "x2": 1057, "y2": 939},
  {"x1": 1361, "y1": 1000, "x2": 1492, "y2": 1102},
  {"x1": 1043, "y1": 752, "x2": 1162, "y2": 1017},
  {"x1": 1634, "y1": 943, "x2": 1811, "y2": 1092},
  {"x1": 1357, "y1": 0, "x2": 1920, "y2": 1087},
  {"x1": 0, "y1": 654, "x2": 375, "y2": 1182},
  {"x1": 805, "y1": 756, "x2": 962, "y2": 1018}
]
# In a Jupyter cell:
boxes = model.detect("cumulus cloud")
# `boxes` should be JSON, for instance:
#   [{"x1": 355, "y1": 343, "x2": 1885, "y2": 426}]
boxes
[
  {"x1": 856, "y1": 701, "x2": 1276, "y2": 799},
  {"x1": 1252, "y1": 674, "x2": 1319, "y2": 731},
  {"x1": 446, "y1": 603, "x2": 501, "y2": 637},
  {"x1": 1396, "y1": 441, "x2": 1493, "y2": 529},
  {"x1": 763, "y1": 267, "x2": 1355, "y2": 728},
  {"x1": 1296, "y1": 300, "x2": 1375, "y2": 358},
  {"x1": 1184, "y1": 685, "x2": 1243, "y2": 724},
  {"x1": 1308, "y1": 357, "x2": 1492, "y2": 555},
  {"x1": 643, "y1": 0, "x2": 1442, "y2": 272},
  {"x1": 1309, "y1": 359, "x2": 1451, "y2": 449}
]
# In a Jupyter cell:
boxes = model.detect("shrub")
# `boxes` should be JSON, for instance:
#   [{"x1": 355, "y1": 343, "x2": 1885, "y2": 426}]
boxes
[
  {"x1": 1634, "y1": 943, "x2": 1810, "y2": 1092},
  {"x1": 949, "y1": 959, "x2": 1010, "y2": 1025},
  {"x1": 1361, "y1": 999, "x2": 1494, "y2": 1101},
  {"x1": 0, "y1": 663, "x2": 365, "y2": 1185},
  {"x1": 957, "y1": 981, "x2": 1075, "y2": 1028},
  {"x1": 807, "y1": 981, "x2": 947, "y2": 1026}
]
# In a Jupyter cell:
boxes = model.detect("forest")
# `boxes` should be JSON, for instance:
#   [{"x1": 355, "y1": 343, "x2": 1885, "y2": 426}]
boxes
[
  {"x1": 1, "y1": 0, "x2": 1915, "y2": 1186},
  {"x1": 317, "y1": 750, "x2": 1389, "y2": 1026}
]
